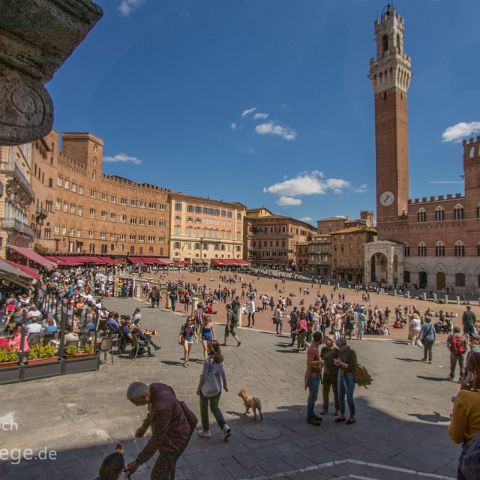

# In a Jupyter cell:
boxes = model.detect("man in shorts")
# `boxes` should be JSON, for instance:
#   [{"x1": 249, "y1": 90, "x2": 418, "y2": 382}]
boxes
[{"x1": 223, "y1": 304, "x2": 241, "y2": 347}]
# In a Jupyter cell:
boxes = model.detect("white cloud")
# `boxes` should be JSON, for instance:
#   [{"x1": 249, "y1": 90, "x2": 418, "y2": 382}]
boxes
[
  {"x1": 441, "y1": 121, "x2": 480, "y2": 142},
  {"x1": 241, "y1": 107, "x2": 257, "y2": 117},
  {"x1": 254, "y1": 112, "x2": 269, "y2": 120},
  {"x1": 230, "y1": 122, "x2": 238, "y2": 130},
  {"x1": 255, "y1": 122, "x2": 297, "y2": 141},
  {"x1": 264, "y1": 171, "x2": 346, "y2": 197},
  {"x1": 118, "y1": 0, "x2": 147, "y2": 16},
  {"x1": 300, "y1": 216, "x2": 313, "y2": 222},
  {"x1": 277, "y1": 196, "x2": 302, "y2": 206},
  {"x1": 103, "y1": 153, "x2": 141, "y2": 165},
  {"x1": 241, "y1": 147, "x2": 255, "y2": 155},
  {"x1": 354, "y1": 183, "x2": 368, "y2": 193},
  {"x1": 429, "y1": 180, "x2": 463, "y2": 184},
  {"x1": 264, "y1": 171, "x2": 354, "y2": 207}
]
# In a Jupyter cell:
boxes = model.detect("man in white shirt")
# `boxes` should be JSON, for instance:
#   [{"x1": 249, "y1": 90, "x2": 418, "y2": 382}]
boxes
[
  {"x1": 26, "y1": 305, "x2": 42, "y2": 321},
  {"x1": 26, "y1": 320, "x2": 42, "y2": 335},
  {"x1": 247, "y1": 298, "x2": 256, "y2": 328}
]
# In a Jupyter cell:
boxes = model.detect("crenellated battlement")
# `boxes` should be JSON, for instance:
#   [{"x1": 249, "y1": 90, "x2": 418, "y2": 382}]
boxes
[
  {"x1": 102, "y1": 173, "x2": 170, "y2": 193},
  {"x1": 408, "y1": 193, "x2": 464, "y2": 205},
  {"x1": 58, "y1": 152, "x2": 87, "y2": 175},
  {"x1": 463, "y1": 136, "x2": 480, "y2": 160}
]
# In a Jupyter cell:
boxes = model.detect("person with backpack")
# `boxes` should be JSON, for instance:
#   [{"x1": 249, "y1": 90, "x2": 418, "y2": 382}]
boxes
[
  {"x1": 320, "y1": 335, "x2": 340, "y2": 416},
  {"x1": 196, "y1": 340, "x2": 231, "y2": 441},
  {"x1": 419, "y1": 317, "x2": 436, "y2": 364},
  {"x1": 126, "y1": 382, "x2": 197, "y2": 479},
  {"x1": 447, "y1": 326, "x2": 467, "y2": 381},
  {"x1": 449, "y1": 352, "x2": 480, "y2": 480},
  {"x1": 334, "y1": 337, "x2": 358, "y2": 425}
]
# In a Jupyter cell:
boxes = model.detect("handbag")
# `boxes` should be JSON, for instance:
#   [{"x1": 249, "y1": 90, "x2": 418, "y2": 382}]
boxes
[
  {"x1": 201, "y1": 358, "x2": 221, "y2": 397},
  {"x1": 178, "y1": 400, "x2": 198, "y2": 432},
  {"x1": 178, "y1": 336, "x2": 185, "y2": 345},
  {"x1": 459, "y1": 431, "x2": 480, "y2": 480}
]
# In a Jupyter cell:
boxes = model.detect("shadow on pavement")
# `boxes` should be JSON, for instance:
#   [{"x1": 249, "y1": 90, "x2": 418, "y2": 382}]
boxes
[
  {"x1": 0, "y1": 397, "x2": 458, "y2": 480},
  {"x1": 407, "y1": 412, "x2": 451, "y2": 423},
  {"x1": 417, "y1": 375, "x2": 449, "y2": 382},
  {"x1": 395, "y1": 357, "x2": 423, "y2": 363}
]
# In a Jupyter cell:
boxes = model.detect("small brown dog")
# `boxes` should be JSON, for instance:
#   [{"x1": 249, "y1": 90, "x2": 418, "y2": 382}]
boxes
[{"x1": 238, "y1": 388, "x2": 263, "y2": 420}]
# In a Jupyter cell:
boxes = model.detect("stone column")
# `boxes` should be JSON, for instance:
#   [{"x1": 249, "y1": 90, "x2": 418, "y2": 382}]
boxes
[{"x1": 0, "y1": 1, "x2": 102, "y2": 145}]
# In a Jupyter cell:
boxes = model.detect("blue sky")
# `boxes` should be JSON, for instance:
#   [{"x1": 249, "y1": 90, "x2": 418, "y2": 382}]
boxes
[{"x1": 48, "y1": 0, "x2": 480, "y2": 225}]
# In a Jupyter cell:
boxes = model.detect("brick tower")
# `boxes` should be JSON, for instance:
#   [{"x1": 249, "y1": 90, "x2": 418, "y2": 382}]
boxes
[{"x1": 369, "y1": 5, "x2": 412, "y2": 225}]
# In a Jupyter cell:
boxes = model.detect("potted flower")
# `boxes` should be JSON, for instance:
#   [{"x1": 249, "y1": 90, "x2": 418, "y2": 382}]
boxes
[
  {"x1": 64, "y1": 342, "x2": 95, "y2": 358},
  {"x1": 64, "y1": 344, "x2": 79, "y2": 358},
  {"x1": 0, "y1": 348, "x2": 19, "y2": 368},
  {"x1": 28, "y1": 344, "x2": 59, "y2": 365}
]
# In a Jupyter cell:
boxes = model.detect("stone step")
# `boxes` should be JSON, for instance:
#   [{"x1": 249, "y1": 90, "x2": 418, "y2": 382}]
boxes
[{"x1": 241, "y1": 459, "x2": 455, "y2": 480}]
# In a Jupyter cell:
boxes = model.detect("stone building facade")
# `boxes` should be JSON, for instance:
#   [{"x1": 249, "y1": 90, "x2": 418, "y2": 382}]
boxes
[
  {"x1": 245, "y1": 208, "x2": 316, "y2": 269},
  {"x1": 0, "y1": 144, "x2": 35, "y2": 257},
  {"x1": 31, "y1": 131, "x2": 171, "y2": 257},
  {"x1": 364, "y1": 6, "x2": 480, "y2": 294},
  {"x1": 332, "y1": 226, "x2": 377, "y2": 283},
  {"x1": 295, "y1": 234, "x2": 331, "y2": 276},
  {"x1": 168, "y1": 192, "x2": 245, "y2": 264},
  {"x1": 295, "y1": 211, "x2": 374, "y2": 278}
]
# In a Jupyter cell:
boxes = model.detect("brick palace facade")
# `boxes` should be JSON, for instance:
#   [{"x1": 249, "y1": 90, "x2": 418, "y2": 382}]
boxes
[{"x1": 365, "y1": 6, "x2": 480, "y2": 294}]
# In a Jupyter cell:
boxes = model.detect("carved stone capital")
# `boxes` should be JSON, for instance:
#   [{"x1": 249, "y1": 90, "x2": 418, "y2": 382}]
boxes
[
  {"x1": 0, "y1": 0, "x2": 103, "y2": 145},
  {"x1": 0, "y1": 67, "x2": 53, "y2": 146}
]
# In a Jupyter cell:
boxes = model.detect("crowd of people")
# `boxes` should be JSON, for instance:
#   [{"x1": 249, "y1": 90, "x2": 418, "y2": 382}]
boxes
[{"x1": 1, "y1": 265, "x2": 479, "y2": 480}]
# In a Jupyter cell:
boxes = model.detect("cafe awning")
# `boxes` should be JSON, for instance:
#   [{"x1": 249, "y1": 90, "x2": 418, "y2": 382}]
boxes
[
  {"x1": 0, "y1": 258, "x2": 38, "y2": 287},
  {"x1": 192, "y1": 258, "x2": 207, "y2": 265},
  {"x1": 212, "y1": 258, "x2": 249, "y2": 266},
  {"x1": 8, "y1": 246, "x2": 57, "y2": 271},
  {"x1": 3, "y1": 259, "x2": 41, "y2": 280},
  {"x1": 44, "y1": 256, "x2": 84, "y2": 267},
  {"x1": 155, "y1": 258, "x2": 174, "y2": 265}
]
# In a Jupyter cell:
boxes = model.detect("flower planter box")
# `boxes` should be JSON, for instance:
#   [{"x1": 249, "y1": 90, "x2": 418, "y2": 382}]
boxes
[
  {"x1": 27, "y1": 357, "x2": 59, "y2": 365},
  {"x1": 22, "y1": 360, "x2": 62, "y2": 381},
  {"x1": 0, "y1": 365, "x2": 21, "y2": 384},
  {"x1": 62, "y1": 354, "x2": 99, "y2": 374},
  {"x1": 0, "y1": 361, "x2": 19, "y2": 369}
]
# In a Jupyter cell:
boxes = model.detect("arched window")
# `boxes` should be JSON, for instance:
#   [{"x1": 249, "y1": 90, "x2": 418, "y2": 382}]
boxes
[
  {"x1": 382, "y1": 34, "x2": 389, "y2": 53},
  {"x1": 418, "y1": 242, "x2": 427, "y2": 257},
  {"x1": 417, "y1": 208, "x2": 427, "y2": 223},
  {"x1": 404, "y1": 244, "x2": 410, "y2": 257},
  {"x1": 453, "y1": 205, "x2": 464, "y2": 220},
  {"x1": 435, "y1": 242, "x2": 445, "y2": 257},
  {"x1": 455, "y1": 273, "x2": 466, "y2": 287},
  {"x1": 92, "y1": 170, "x2": 96, "y2": 181},
  {"x1": 434, "y1": 207, "x2": 445, "y2": 222},
  {"x1": 454, "y1": 241, "x2": 465, "y2": 257}
]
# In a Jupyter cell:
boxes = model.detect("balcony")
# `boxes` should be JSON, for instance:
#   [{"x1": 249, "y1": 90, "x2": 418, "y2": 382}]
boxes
[
  {"x1": 36, "y1": 206, "x2": 48, "y2": 223},
  {"x1": 1, "y1": 163, "x2": 35, "y2": 203},
  {"x1": 2, "y1": 218, "x2": 35, "y2": 239}
]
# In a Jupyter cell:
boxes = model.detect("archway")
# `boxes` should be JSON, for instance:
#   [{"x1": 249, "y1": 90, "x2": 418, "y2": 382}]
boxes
[
  {"x1": 370, "y1": 253, "x2": 388, "y2": 283},
  {"x1": 419, "y1": 271, "x2": 428, "y2": 289},
  {"x1": 436, "y1": 272, "x2": 446, "y2": 290}
]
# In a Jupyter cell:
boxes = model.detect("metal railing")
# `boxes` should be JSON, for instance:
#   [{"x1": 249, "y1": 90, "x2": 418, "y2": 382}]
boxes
[
  {"x1": 2, "y1": 218, "x2": 35, "y2": 238},
  {"x1": 1, "y1": 162, "x2": 35, "y2": 200}
]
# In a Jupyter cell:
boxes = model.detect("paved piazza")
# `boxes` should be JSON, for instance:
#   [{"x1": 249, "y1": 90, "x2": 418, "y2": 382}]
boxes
[
  {"x1": 0, "y1": 274, "x2": 468, "y2": 480},
  {"x1": 158, "y1": 270, "x2": 475, "y2": 339}
]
